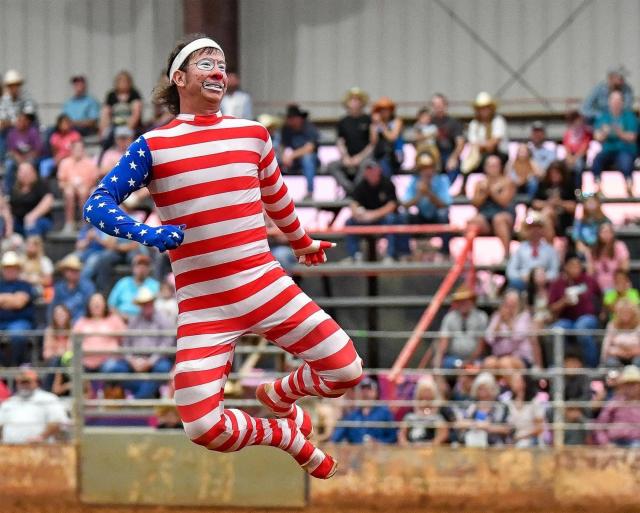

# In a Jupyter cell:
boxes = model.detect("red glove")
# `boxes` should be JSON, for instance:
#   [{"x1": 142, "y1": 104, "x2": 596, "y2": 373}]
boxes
[{"x1": 293, "y1": 239, "x2": 336, "y2": 266}]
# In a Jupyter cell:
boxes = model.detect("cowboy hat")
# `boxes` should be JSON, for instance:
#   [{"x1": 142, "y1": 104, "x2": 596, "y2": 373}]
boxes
[
  {"x1": 524, "y1": 210, "x2": 545, "y2": 226},
  {"x1": 372, "y1": 96, "x2": 396, "y2": 113},
  {"x1": 472, "y1": 91, "x2": 497, "y2": 109},
  {"x1": 1, "y1": 251, "x2": 23, "y2": 267},
  {"x1": 257, "y1": 113, "x2": 283, "y2": 130},
  {"x1": 4, "y1": 69, "x2": 24, "y2": 86},
  {"x1": 450, "y1": 284, "x2": 476, "y2": 302},
  {"x1": 342, "y1": 87, "x2": 369, "y2": 106},
  {"x1": 618, "y1": 365, "x2": 640, "y2": 384},
  {"x1": 416, "y1": 153, "x2": 436, "y2": 169},
  {"x1": 56, "y1": 253, "x2": 83, "y2": 271},
  {"x1": 285, "y1": 104, "x2": 308, "y2": 118},
  {"x1": 133, "y1": 287, "x2": 156, "y2": 305}
]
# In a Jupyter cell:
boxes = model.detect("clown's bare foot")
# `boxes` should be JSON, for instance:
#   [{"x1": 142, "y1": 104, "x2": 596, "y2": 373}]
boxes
[{"x1": 256, "y1": 382, "x2": 313, "y2": 439}]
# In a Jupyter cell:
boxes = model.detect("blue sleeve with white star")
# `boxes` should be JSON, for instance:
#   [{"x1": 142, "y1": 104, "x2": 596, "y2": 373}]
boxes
[{"x1": 83, "y1": 136, "x2": 185, "y2": 252}]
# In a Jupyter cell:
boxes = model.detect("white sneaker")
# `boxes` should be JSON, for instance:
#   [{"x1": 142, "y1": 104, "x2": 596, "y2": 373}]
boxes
[{"x1": 61, "y1": 222, "x2": 76, "y2": 233}]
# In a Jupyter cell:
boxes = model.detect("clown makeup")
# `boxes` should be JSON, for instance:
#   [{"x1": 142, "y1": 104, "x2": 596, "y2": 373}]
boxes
[{"x1": 191, "y1": 57, "x2": 227, "y2": 74}]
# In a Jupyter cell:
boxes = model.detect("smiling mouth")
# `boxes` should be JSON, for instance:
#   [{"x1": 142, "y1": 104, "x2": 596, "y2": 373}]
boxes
[{"x1": 203, "y1": 81, "x2": 224, "y2": 92}]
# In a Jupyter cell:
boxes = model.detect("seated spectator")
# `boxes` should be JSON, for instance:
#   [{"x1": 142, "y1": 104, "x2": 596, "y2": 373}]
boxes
[
  {"x1": 434, "y1": 284, "x2": 488, "y2": 369},
  {"x1": 601, "y1": 299, "x2": 640, "y2": 367},
  {"x1": 457, "y1": 372, "x2": 510, "y2": 447},
  {"x1": 3, "y1": 111, "x2": 42, "y2": 195},
  {"x1": 400, "y1": 152, "x2": 452, "y2": 257},
  {"x1": 119, "y1": 288, "x2": 175, "y2": 398},
  {"x1": 398, "y1": 376, "x2": 454, "y2": 446},
  {"x1": 155, "y1": 279, "x2": 178, "y2": 325},
  {"x1": 588, "y1": 222, "x2": 630, "y2": 293},
  {"x1": 603, "y1": 270, "x2": 640, "y2": 318},
  {"x1": 505, "y1": 143, "x2": 543, "y2": 200},
  {"x1": 0, "y1": 368, "x2": 67, "y2": 444},
  {"x1": 49, "y1": 253, "x2": 96, "y2": 323},
  {"x1": 99, "y1": 70, "x2": 142, "y2": 154},
  {"x1": 0, "y1": 251, "x2": 35, "y2": 366},
  {"x1": 100, "y1": 125, "x2": 133, "y2": 177},
  {"x1": 563, "y1": 348, "x2": 592, "y2": 445},
  {"x1": 72, "y1": 292, "x2": 127, "y2": 373},
  {"x1": 506, "y1": 211, "x2": 560, "y2": 291},
  {"x1": 549, "y1": 254, "x2": 602, "y2": 367},
  {"x1": 413, "y1": 107, "x2": 440, "y2": 165},
  {"x1": 532, "y1": 160, "x2": 576, "y2": 242},
  {"x1": 595, "y1": 365, "x2": 640, "y2": 447},
  {"x1": 220, "y1": 69, "x2": 253, "y2": 119},
  {"x1": 62, "y1": 75, "x2": 100, "y2": 136},
  {"x1": 504, "y1": 372, "x2": 544, "y2": 447},
  {"x1": 343, "y1": 159, "x2": 400, "y2": 263},
  {"x1": 370, "y1": 96, "x2": 404, "y2": 177},
  {"x1": 469, "y1": 155, "x2": 516, "y2": 258},
  {"x1": 108, "y1": 253, "x2": 160, "y2": 320},
  {"x1": 38, "y1": 114, "x2": 82, "y2": 179},
  {"x1": 484, "y1": 290, "x2": 542, "y2": 369},
  {"x1": 460, "y1": 92, "x2": 509, "y2": 194},
  {"x1": 327, "y1": 87, "x2": 372, "y2": 194},
  {"x1": 527, "y1": 121, "x2": 556, "y2": 172},
  {"x1": 572, "y1": 193, "x2": 610, "y2": 255},
  {"x1": 0, "y1": 69, "x2": 37, "y2": 161},
  {"x1": 591, "y1": 90, "x2": 637, "y2": 195},
  {"x1": 58, "y1": 140, "x2": 99, "y2": 232},
  {"x1": 430, "y1": 93, "x2": 465, "y2": 184},
  {"x1": 280, "y1": 104, "x2": 318, "y2": 199},
  {"x1": 42, "y1": 304, "x2": 72, "y2": 392},
  {"x1": 562, "y1": 110, "x2": 591, "y2": 192},
  {"x1": 330, "y1": 377, "x2": 397, "y2": 444},
  {"x1": 0, "y1": 193, "x2": 13, "y2": 239},
  {"x1": 21, "y1": 235, "x2": 53, "y2": 300},
  {"x1": 9, "y1": 162, "x2": 54, "y2": 237},
  {"x1": 581, "y1": 66, "x2": 633, "y2": 124},
  {"x1": 528, "y1": 267, "x2": 553, "y2": 331}
]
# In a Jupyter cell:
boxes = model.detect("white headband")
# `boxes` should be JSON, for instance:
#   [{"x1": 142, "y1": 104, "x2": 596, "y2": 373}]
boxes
[{"x1": 169, "y1": 38, "x2": 223, "y2": 84}]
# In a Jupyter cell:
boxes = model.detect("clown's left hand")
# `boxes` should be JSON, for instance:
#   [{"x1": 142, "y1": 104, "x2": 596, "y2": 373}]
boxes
[{"x1": 293, "y1": 239, "x2": 336, "y2": 266}]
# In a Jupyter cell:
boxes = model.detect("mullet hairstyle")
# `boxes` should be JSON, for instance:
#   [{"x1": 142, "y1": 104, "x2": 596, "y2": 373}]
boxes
[{"x1": 153, "y1": 33, "x2": 223, "y2": 115}]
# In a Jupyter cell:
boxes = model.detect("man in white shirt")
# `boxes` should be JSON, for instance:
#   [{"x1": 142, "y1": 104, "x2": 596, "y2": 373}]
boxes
[
  {"x1": 0, "y1": 368, "x2": 68, "y2": 444},
  {"x1": 220, "y1": 70, "x2": 252, "y2": 119}
]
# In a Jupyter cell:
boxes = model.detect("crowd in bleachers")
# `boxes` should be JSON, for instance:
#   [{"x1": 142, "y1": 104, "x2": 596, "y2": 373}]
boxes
[{"x1": 0, "y1": 63, "x2": 640, "y2": 448}]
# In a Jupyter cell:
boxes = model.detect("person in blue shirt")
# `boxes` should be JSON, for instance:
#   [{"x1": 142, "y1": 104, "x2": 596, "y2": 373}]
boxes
[
  {"x1": 62, "y1": 76, "x2": 100, "y2": 136},
  {"x1": 581, "y1": 67, "x2": 634, "y2": 124},
  {"x1": 399, "y1": 152, "x2": 452, "y2": 257},
  {"x1": 331, "y1": 377, "x2": 397, "y2": 444},
  {"x1": 48, "y1": 253, "x2": 96, "y2": 323},
  {"x1": 591, "y1": 90, "x2": 638, "y2": 196},
  {"x1": 108, "y1": 253, "x2": 160, "y2": 319}
]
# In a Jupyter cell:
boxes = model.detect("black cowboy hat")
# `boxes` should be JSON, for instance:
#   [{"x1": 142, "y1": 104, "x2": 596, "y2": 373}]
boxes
[{"x1": 285, "y1": 104, "x2": 308, "y2": 118}]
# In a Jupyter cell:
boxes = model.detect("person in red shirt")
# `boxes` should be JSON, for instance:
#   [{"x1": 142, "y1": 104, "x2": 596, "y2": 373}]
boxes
[
  {"x1": 39, "y1": 114, "x2": 82, "y2": 179},
  {"x1": 562, "y1": 110, "x2": 591, "y2": 193}
]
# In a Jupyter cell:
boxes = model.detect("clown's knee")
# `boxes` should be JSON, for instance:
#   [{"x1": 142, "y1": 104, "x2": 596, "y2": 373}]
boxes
[{"x1": 322, "y1": 356, "x2": 364, "y2": 391}]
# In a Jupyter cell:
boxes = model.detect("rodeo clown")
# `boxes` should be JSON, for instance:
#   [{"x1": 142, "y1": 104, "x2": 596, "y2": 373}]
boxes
[{"x1": 84, "y1": 34, "x2": 363, "y2": 479}]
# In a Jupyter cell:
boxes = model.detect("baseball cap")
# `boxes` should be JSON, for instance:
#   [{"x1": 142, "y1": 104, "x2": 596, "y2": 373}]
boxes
[
  {"x1": 531, "y1": 120, "x2": 545, "y2": 131},
  {"x1": 114, "y1": 125, "x2": 134, "y2": 138}
]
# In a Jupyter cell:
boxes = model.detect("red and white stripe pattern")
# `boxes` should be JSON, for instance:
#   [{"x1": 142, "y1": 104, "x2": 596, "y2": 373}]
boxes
[{"x1": 142, "y1": 113, "x2": 362, "y2": 475}]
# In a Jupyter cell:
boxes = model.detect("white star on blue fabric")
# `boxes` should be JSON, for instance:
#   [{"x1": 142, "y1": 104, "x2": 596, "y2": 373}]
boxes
[
  {"x1": 86, "y1": 205, "x2": 93, "y2": 212},
  {"x1": 113, "y1": 227, "x2": 120, "y2": 235},
  {"x1": 116, "y1": 216, "x2": 124, "y2": 221},
  {"x1": 111, "y1": 175, "x2": 118, "y2": 182},
  {"x1": 137, "y1": 149, "x2": 145, "y2": 157},
  {"x1": 108, "y1": 209, "x2": 116, "y2": 214},
  {"x1": 99, "y1": 221, "x2": 105, "y2": 228},
  {"x1": 125, "y1": 150, "x2": 130, "y2": 157},
  {"x1": 128, "y1": 179, "x2": 135, "y2": 187},
  {"x1": 171, "y1": 232, "x2": 180, "y2": 239},
  {"x1": 126, "y1": 232, "x2": 132, "y2": 239},
  {"x1": 155, "y1": 228, "x2": 163, "y2": 234},
  {"x1": 98, "y1": 202, "x2": 106, "y2": 208},
  {"x1": 139, "y1": 229, "x2": 148, "y2": 236},
  {"x1": 130, "y1": 162, "x2": 137, "y2": 170}
]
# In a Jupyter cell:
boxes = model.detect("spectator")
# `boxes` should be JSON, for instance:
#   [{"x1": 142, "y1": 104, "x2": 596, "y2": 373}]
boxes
[
  {"x1": 100, "y1": 125, "x2": 133, "y2": 177},
  {"x1": 72, "y1": 292, "x2": 127, "y2": 373},
  {"x1": 21, "y1": 235, "x2": 53, "y2": 300},
  {"x1": 58, "y1": 140, "x2": 99, "y2": 232},
  {"x1": 220, "y1": 69, "x2": 253, "y2": 120},
  {"x1": 588, "y1": 222, "x2": 630, "y2": 293},
  {"x1": 469, "y1": 155, "x2": 516, "y2": 258},
  {"x1": 563, "y1": 349, "x2": 592, "y2": 445},
  {"x1": 434, "y1": 284, "x2": 488, "y2": 369},
  {"x1": 595, "y1": 365, "x2": 640, "y2": 447},
  {"x1": 0, "y1": 70, "x2": 37, "y2": 161},
  {"x1": 154, "y1": 279, "x2": 178, "y2": 326},
  {"x1": 0, "y1": 251, "x2": 35, "y2": 366},
  {"x1": 591, "y1": 90, "x2": 638, "y2": 195},
  {"x1": 532, "y1": 160, "x2": 576, "y2": 242},
  {"x1": 343, "y1": 159, "x2": 399, "y2": 263},
  {"x1": 549, "y1": 254, "x2": 602, "y2": 367},
  {"x1": 99, "y1": 70, "x2": 142, "y2": 153},
  {"x1": 572, "y1": 193, "x2": 610, "y2": 255},
  {"x1": 398, "y1": 376, "x2": 454, "y2": 446},
  {"x1": 0, "y1": 193, "x2": 13, "y2": 239},
  {"x1": 42, "y1": 304, "x2": 72, "y2": 391},
  {"x1": 528, "y1": 267, "x2": 553, "y2": 331},
  {"x1": 581, "y1": 66, "x2": 634, "y2": 123},
  {"x1": 506, "y1": 211, "x2": 560, "y2": 291},
  {"x1": 506, "y1": 143, "x2": 543, "y2": 200},
  {"x1": 108, "y1": 253, "x2": 160, "y2": 320},
  {"x1": 327, "y1": 87, "x2": 372, "y2": 194},
  {"x1": 331, "y1": 377, "x2": 397, "y2": 444},
  {"x1": 119, "y1": 288, "x2": 175, "y2": 398},
  {"x1": 62, "y1": 75, "x2": 101, "y2": 136},
  {"x1": 458, "y1": 372, "x2": 510, "y2": 447},
  {"x1": 49, "y1": 253, "x2": 96, "y2": 323},
  {"x1": 39, "y1": 114, "x2": 82, "y2": 180},
  {"x1": 461, "y1": 92, "x2": 509, "y2": 194},
  {"x1": 9, "y1": 162, "x2": 54, "y2": 238},
  {"x1": 257, "y1": 114, "x2": 282, "y2": 154},
  {"x1": 601, "y1": 299, "x2": 640, "y2": 367},
  {"x1": 413, "y1": 106, "x2": 440, "y2": 165},
  {"x1": 504, "y1": 373, "x2": 544, "y2": 447},
  {"x1": 603, "y1": 270, "x2": 640, "y2": 318},
  {"x1": 280, "y1": 104, "x2": 319, "y2": 199},
  {"x1": 0, "y1": 368, "x2": 67, "y2": 444},
  {"x1": 3, "y1": 111, "x2": 42, "y2": 195},
  {"x1": 430, "y1": 93, "x2": 465, "y2": 185},
  {"x1": 562, "y1": 110, "x2": 591, "y2": 192},
  {"x1": 484, "y1": 290, "x2": 542, "y2": 369},
  {"x1": 370, "y1": 96, "x2": 404, "y2": 177},
  {"x1": 400, "y1": 152, "x2": 452, "y2": 257},
  {"x1": 528, "y1": 121, "x2": 556, "y2": 172}
]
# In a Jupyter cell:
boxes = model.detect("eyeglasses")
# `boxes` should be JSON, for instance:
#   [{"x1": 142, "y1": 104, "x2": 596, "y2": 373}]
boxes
[{"x1": 189, "y1": 58, "x2": 226, "y2": 73}]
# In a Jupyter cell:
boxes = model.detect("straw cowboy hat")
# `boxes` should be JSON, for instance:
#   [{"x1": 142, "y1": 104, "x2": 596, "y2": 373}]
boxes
[
  {"x1": 416, "y1": 153, "x2": 437, "y2": 169},
  {"x1": 56, "y1": 253, "x2": 83, "y2": 272},
  {"x1": 472, "y1": 91, "x2": 497, "y2": 109},
  {"x1": 133, "y1": 287, "x2": 157, "y2": 305},
  {"x1": 4, "y1": 69, "x2": 24, "y2": 86},
  {"x1": 257, "y1": 113, "x2": 283, "y2": 131},
  {"x1": 1, "y1": 251, "x2": 23, "y2": 268},
  {"x1": 618, "y1": 365, "x2": 640, "y2": 385},
  {"x1": 450, "y1": 284, "x2": 476, "y2": 302},
  {"x1": 342, "y1": 87, "x2": 369, "y2": 106},
  {"x1": 372, "y1": 96, "x2": 396, "y2": 113},
  {"x1": 524, "y1": 210, "x2": 545, "y2": 226}
]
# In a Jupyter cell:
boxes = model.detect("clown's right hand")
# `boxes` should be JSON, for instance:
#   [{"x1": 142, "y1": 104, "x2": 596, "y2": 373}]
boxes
[
  {"x1": 293, "y1": 239, "x2": 336, "y2": 266},
  {"x1": 145, "y1": 224, "x2": 186, "y2": 253}
]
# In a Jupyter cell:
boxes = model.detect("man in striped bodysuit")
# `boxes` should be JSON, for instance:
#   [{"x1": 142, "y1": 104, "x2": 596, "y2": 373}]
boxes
[{"x1": 84, "y1": 35, "x2": 363, "y2": 479}]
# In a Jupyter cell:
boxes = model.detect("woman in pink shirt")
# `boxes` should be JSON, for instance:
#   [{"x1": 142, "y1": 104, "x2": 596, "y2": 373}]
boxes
[
  {"x1": 72, "y1": 292, "x2": 126, "y2": 371},
  {"x1": 562, "y1": 110, "x2": 591, "y2": 191},
  {"x1": 39, "y1": 114, "x2": 81, "y2": 179},
  {"x1": 589, "y1": 222, "x2": 630, "y2": 292},
  {"x1": 601, "y1": 299, "x2": 640, "y2": 367}
]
